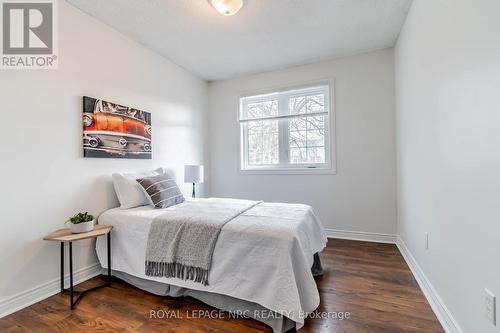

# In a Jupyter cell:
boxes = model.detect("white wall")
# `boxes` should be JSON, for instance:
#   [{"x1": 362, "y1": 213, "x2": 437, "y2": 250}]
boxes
[
  {"x1": 0, "y1": 1, "x2": 208, "y2": 314},
  {"x1": 208, "y1": 49, "x2": 396, "y2": 236},
  {"x1": 395, "y1": 1, "x2": 500, "y2": 332}
]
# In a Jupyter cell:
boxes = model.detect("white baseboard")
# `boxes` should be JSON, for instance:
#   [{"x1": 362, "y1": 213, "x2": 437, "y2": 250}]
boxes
[
  {"x1": 0, "y1": 236, "x2": 463, "y2": 333},
  {"x1": 325, "y1": 228, "x2": 397, "y2": 244},
  {"x1": 396, "y1": 236, "x2": 464, "y2": 333},
  {"x1": 0, "y1": 262, "x2": 102, "y2": 318},
  {"x1": 326, "y1": 229, "x2": 463, "y2": 333}
]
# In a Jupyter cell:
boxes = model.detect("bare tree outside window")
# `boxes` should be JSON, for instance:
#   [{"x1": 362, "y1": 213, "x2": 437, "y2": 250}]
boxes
[
  {"x1": 289, "y1": 94, "x2": 326, "y2": 164},
  {"x1": 246, "y1": 100, "x2": 279, "y2": 165}
]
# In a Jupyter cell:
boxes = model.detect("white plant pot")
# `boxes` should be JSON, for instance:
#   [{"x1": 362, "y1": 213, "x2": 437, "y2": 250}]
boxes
[{"x1": 69, "y1": 220, "x2": 95, "y2": 233}]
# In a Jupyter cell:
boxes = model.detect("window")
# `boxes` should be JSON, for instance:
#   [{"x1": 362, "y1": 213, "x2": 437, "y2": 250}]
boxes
[{"x1": 239, "y1": 83, "x2": 334, "y2": 173}]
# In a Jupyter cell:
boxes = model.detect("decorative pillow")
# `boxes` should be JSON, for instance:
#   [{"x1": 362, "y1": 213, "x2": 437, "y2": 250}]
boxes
[
  {"x1": 112, "y1": 168, "x2": 164, "y2": 209},
  {"x1": 136, "y1": 173, "x2": 185, "y2": 209}
]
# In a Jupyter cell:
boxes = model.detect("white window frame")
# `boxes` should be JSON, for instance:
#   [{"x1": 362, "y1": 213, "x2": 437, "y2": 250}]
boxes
[{"x1": 238, "y1": 79, "x2": 336, "y2": 175}]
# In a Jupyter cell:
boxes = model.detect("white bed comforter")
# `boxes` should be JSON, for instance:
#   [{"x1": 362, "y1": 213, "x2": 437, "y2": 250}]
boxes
[{"x1": 96, "y1": 198, "x2": 328, "y2": 329}]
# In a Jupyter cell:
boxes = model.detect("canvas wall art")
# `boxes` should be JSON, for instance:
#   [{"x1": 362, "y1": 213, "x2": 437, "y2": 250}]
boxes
[{"x1": 83, "y1": 96, "x2": 152, "y2": 159}]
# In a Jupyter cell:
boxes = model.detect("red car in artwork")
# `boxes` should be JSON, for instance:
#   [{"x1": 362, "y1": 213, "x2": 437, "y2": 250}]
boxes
[{"x1": 83, "y1": 97, "x2": 152, "y2": 159}]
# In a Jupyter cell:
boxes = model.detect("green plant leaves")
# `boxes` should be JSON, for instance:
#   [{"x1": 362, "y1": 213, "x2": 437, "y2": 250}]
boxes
[{"x1": 68, "y1": 212, "x2": 94, "y2": 224}]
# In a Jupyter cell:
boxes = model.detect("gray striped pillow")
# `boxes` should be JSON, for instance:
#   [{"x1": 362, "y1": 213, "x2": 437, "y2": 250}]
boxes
[{"x1": 136, "y1": 173, "x2": 185, "y2": 209}]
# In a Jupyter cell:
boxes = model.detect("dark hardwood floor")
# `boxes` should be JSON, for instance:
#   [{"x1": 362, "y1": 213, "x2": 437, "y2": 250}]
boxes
[{"x1": 0, "y1": 239, "x2": 444, "y2": 332}]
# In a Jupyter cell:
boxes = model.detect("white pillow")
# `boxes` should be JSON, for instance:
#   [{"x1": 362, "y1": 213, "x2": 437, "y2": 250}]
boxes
[{"x1": 112, "y1": 168, "x2": 164, "y2": 209}]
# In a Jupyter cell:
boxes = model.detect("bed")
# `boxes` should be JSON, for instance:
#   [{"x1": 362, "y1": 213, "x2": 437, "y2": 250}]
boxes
[{"x1": 96, "y1": 197, "x2": 328, "y2": 332}]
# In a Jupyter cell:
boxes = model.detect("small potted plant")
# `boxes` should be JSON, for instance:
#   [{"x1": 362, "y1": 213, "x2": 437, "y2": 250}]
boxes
[{"x1": 67, "y1": 212, "x2": 95, "y2": 233}]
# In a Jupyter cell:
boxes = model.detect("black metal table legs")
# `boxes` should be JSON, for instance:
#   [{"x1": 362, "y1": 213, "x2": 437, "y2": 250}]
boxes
[
  {"x1": 69, "y1": 241, "x2": 74, "y2": 308},
  {"x1": 60, "y1": 242, "x2": 64, "y2": 293},
  {"x1": 60, "y1": 233, "x2": 112, "y2": 310},
  {"x1": 107, "y1": 232, "x2": 111, "y2": 280}
]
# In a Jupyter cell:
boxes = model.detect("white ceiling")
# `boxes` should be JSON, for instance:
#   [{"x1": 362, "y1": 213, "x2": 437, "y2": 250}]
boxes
[{"x1": 66, "y1": 0, "x2": 412, "y2": 81}]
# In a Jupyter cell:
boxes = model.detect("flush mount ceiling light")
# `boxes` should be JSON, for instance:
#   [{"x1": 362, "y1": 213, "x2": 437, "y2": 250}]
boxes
[{"x1": 209, "y1": 0, "x2": 244, "y2": 16}]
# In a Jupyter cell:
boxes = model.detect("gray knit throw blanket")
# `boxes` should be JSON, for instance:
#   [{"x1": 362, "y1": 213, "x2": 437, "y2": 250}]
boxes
[{"x1": 145, "y1": 198, "x2": 260, "y2": 285}]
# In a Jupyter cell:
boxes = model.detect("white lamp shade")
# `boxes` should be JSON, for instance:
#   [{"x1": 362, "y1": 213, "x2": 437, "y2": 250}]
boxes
[{"x1": 184, "y1": 165, "x2": 204, "y2": 183}]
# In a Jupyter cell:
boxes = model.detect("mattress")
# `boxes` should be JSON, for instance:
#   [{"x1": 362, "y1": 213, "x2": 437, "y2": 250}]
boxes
[{"x1": 96, "y1": 198, "x2": 328, "y2": 331}]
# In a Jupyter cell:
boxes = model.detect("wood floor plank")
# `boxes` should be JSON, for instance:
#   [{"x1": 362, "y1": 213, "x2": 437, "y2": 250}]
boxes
[{"x1": 0, "y1": 239, "x2": 444, "y2": 332}]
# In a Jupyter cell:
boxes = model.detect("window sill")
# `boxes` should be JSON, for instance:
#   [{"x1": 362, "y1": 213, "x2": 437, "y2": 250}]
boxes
[{"x1": 239, "y1": 167, "x2": 336, "y2": 175}]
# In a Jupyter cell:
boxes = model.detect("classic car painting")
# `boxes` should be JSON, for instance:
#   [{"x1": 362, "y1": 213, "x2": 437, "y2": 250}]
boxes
[{"x1": 83, "y1": 96, "x2": 152, "y2": 159}]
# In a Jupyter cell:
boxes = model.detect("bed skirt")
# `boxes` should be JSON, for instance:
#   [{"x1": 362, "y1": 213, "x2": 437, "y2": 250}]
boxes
[{"x1": 106, "y1": 253, "x2": 323, "y2": 333}]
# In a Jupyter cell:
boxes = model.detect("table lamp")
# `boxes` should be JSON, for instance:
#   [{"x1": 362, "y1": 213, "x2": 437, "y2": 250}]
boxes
[{"x1": 184, "y1": 165, "x2": 204, "y2": 198}]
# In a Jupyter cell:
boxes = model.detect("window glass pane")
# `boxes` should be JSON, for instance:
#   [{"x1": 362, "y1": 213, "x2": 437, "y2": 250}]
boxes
[
  {"x1": 306, "y1": 94, "x2": 325, "y2": 113},
  {"x1": 306, "y1": 147, "x2": 325, "y2": 163},
  {"x1": 289, "y1": 93, "x2": 325, "y2": 116},
  {"x1": 306, "y1": 130, "x2": 325, "y2": 147},
  {"x1": 306, "y1": 115, "x2": 325, "y2": 130},
  {"x1": 245, "y1": 100, "x2": 278, "y2": 119},
  {"x1": 247, "y1": 120, "x2": 279, "y2": 165},
  {"x1": 290, "y1": 146, "x2": 325, "y2": 164},
  {"x1": 288, "y1": 115, "x2": 326, "y2": 164},
  {"x1": 289, "y1": 130, "x2": 307, "y2": 148},
  {"x1": 290, "y1": 147, "x2": 306, "y2": 164},
  {"x1": 247, "y1": 120, "x2": 264, "y2": 135},
  {"x1": 289, "y1": 117, "x2": 307, "y2": 131},
  {"x1": 288, "y1": 96, "x2": 306, "y2": 115}
]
